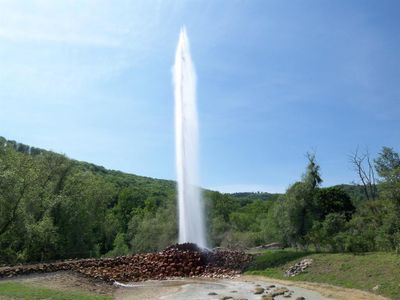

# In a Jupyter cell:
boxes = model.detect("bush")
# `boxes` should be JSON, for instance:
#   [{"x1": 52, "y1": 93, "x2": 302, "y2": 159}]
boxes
[{"x1": 105, "y1": 233, "x2": 129, "y2": 257}]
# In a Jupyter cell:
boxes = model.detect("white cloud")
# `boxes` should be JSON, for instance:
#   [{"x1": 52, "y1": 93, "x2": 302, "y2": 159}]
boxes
[
  {"x1": 0, "y1": 2, "x2": 128, "y2": 47},
  {"x1": 0, "y1": 0, "x2": 173, "y2": 49},
  {"x1": 0, "y1": 27, "x2": 120, "y2": 47}
]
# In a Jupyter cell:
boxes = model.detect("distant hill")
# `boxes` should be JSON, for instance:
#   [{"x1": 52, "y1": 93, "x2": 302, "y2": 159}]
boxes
[
  {"x1": 0, "y1": 136, "x2": 365, "y2": 206},
  {"x1": 0, "y1": 135, "x2": 176, "y2": 192},
  {"x1": 228, "y1": 192, "x2": 281, "y2": 206},
  {"x1": 0, "y1": 136, "x2": 366, "y2": 203}
]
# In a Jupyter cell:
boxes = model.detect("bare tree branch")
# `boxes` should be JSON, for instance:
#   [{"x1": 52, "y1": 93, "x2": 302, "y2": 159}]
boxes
[{"x1": 350, "y1": 147, "x2": 377, "y2": 201}]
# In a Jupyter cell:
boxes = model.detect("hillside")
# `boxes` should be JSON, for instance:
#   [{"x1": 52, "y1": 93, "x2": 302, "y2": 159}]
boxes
[
  {"x1": 229, "y1": 192, "x2": 281, "y2": 205},
  {"x1": 0, "y1": 136, "x2": 179, "y2": 263},
  {"x1": 1, "y1": 135, "x2": 284, "y2": 264},
  {"x1": 1, "y1": 136, "x2": 364, "y2": 206},
  {"x1": 2, "y1": 135, "x2": 397, "y2": 267},
  {"x1": 0, "y1": 136, "x2": 176, "y2": 191},
  {"x1": 0, "y1": 136, "x2": 277, "y2": 204}
]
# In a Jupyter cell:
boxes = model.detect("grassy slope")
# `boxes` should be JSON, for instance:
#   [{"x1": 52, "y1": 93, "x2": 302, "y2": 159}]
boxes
[
  {"x1": 246, "y1": 251, "x2": 400, "y2": 299},
  {"x1": 0, "y1": 282, "x2": 112, "y2": 300}
]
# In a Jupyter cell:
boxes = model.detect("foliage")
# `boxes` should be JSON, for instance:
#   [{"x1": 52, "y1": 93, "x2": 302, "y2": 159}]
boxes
[
  {"x1": 229, "y1": 192, "x2": 279, "y2": 206},
  {"x1": 312, "y1": 187, "x2": 355, "y2": 221},
  {"x1": 375, "y1": 147, "x2": 400, "y2": 207},
  {"x1": 273, "y1": 153, "x2": 323, "y2": 249},
  {"x1": 0, "y1": 136, "x2": 178, "y2": 263},
  {"x1": 105, "y1": 233, "x2": 129, "y2": 257},
  {"x1": 129, "y1": 203, "x2": 177, "y2": 253},
  {"x1": 1, "y1": 135, "x2": 400, "y2": 264}
]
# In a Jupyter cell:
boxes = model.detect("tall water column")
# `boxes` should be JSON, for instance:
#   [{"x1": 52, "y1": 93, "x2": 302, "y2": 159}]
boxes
[{"x1": 173, "y1": 27, "x2": 206, "y2": 248}]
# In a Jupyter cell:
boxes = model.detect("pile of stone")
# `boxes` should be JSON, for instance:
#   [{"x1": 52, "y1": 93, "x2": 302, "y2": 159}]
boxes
[
  {"x1": 205, "y1": 248, "x2": 253, "y2": 271},
  {"x1": 284, "y1": 258, "x2": 313, "y2": 277},
  {"x1": 0, "y1": 243, "x2": 253, "y2": 283}
]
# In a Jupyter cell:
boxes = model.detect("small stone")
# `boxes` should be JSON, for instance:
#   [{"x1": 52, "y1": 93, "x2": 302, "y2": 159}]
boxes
[
  {"x1": 372, "y1": 285, "x2": 379, "y2": 291},
  {"x1": 254, "y1": 287, "x2": 265, "y2": 294},
  {"x1": 296, "y1": 297, "x2": 306, "y2": 300},
  {"x1": 261, "y1": 296, "x2": 273, "y2": 300},
  {"x1": 208, "y1": 292, "x2": 218, "y2": 295},
  {"x1": 270, "y1": 287, "x2": 289, "y2": 297},
  {"x1": 283, "y1": 291, "x2": 292, "y2": 298}
]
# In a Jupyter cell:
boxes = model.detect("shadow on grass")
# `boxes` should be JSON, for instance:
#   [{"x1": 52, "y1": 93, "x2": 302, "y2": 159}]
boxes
[{"x1": 246, "y1": 250, "x2": 311, "y2": 271}]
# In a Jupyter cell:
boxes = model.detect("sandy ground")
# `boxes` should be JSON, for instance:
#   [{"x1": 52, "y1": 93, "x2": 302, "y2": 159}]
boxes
[{"x1": 0, "y1": 272, "x2": 388, "y2": 300}]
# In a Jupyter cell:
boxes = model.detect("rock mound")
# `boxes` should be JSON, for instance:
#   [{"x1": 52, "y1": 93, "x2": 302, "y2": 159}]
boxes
[
  {"x1": 163, "y1": 242, "x2": 203, "y2": 253},
  {"x1": 284, "y1": 258, "x2": 313, "y2": 277},
  {"x1": 0, "y1": 244, "x2": 253, "y2": 283}
]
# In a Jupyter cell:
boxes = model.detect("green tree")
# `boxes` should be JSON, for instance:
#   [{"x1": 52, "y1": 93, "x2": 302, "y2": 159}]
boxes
[
  {"x1": 106, "y1": 233, "x2": 129, "y2": 257},
  {"x1": 280, "y1": 153, "x2": 322, "y2": 248},
  {"x1": 303, "y1": 153, "x2": 322, "y2": 189},
  {"x1": 130, "y1": 204, "x2": 177, "y2": 253},
  {"x1": 113, "y1": 187, "x2": 146, "y2": 232},
  {"x1": 0, "y1": 147, "x2": 36, "y2": 237},
  {"x1": 313, "y1": 187, "x2": 355, "y2": 221},
  {"x1": 23, "y1": 215, "x2": 59, "y2": 261},
  {"x1": 375, "y1": 147, "x2": 400, "y2": 207}
]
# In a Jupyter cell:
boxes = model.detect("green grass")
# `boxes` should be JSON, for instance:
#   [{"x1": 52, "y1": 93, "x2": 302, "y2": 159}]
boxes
[
  {"x1": 0, "y1": 282, "x2": 112, "y2": 300},
  {"x1": 246, "y1": 250, "x2": 311, "y2": 270},
  {"x1": 245, "y1": 250, "x2": 400, "y2": 299}
]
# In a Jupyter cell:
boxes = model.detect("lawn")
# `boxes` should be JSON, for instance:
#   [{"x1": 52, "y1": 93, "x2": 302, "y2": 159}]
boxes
[
  {"x1": 245, "y1": 250, "x2": 400, "y2": 299},
  {"x1": 0, "y1": 282, "x2": 112, "y2": 300}
]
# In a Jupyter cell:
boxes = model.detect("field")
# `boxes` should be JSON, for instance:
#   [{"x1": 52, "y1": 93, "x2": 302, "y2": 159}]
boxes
[
  {"x1": 0, "y1": 282, "x2": 112, "y2": 300},
  {"x1": 246, "y1": 250, "x2": 400, "y2": 299}
]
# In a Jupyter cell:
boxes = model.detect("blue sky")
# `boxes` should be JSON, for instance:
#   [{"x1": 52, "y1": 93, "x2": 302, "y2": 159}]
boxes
[{"x1": 1, "y1": 0, "x2": 399, "y2": 193}]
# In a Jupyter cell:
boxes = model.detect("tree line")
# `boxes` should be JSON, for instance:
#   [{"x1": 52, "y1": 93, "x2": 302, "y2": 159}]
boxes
[{"x1": 0, "y1": 136, "x2": 399, "y2": 264}]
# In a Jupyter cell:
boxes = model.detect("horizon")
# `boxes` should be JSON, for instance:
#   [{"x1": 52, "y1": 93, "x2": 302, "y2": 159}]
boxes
[
  {"x1": 1, "y1": 1, "x2": 399, "y2": 194},
  {"x1": 0, "y1": 134, "x2": 365, "y2": 195}
]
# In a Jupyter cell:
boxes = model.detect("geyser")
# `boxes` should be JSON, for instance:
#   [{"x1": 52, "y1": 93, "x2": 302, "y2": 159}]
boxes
[{"x1": 173, "y1": 27, "x2": 206, "y2": 248}]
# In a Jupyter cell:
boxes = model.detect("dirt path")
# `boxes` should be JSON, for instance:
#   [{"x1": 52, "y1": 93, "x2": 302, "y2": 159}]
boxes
[{"x1": 242, "y1": 275, "x2": 388, "y2": 300}]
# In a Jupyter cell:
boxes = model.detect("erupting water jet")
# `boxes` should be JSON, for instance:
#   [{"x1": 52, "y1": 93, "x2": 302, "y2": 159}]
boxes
[{"x1": 173, "y1": 27, "x2": 206, "y2": 248}]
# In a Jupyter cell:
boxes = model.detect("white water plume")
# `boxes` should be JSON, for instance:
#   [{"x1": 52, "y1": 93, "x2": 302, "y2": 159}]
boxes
[{"x1": 173, "y1": 27, "x2": 206, "y2": 248}]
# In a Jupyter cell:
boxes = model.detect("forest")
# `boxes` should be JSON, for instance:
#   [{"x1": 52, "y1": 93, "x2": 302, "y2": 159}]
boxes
[{"x1": 1, "y1": 135, "x2": 399, "y2": 264}]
